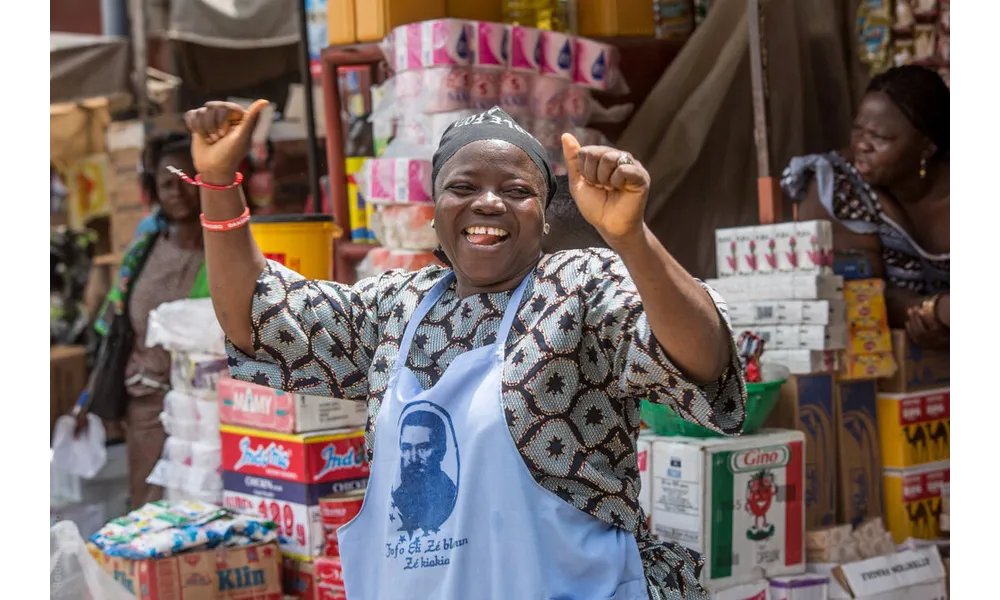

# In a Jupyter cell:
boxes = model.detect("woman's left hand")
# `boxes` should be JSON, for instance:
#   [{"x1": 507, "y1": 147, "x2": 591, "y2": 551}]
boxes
[
  {"x1": 561, "y1": 133, "x2": 650, "y2": 245},
  {"x1": 905, "y1": 297, "x2": 948, "y2": 350}
]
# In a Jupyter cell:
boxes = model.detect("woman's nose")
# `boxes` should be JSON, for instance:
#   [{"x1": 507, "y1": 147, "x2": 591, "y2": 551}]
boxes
[{"x1": 471, "y1": 190, "x2": 505, "y2": 214}]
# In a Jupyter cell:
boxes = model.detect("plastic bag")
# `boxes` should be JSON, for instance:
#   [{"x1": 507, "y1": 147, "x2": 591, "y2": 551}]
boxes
[
  {"x1": 51, "y1": 520, "x2": 134, "y2": 600},
  {"x1": 145, "y1": 298, "x2": 226, "y2": 355},
  {"x1": 51, "y1": 414, "x2": 107, "y2": 479}
]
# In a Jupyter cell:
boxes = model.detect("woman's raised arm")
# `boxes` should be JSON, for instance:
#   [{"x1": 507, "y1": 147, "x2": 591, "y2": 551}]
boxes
[{"x1": 184, "y1": 100, "x2": 270, "y2": 353}]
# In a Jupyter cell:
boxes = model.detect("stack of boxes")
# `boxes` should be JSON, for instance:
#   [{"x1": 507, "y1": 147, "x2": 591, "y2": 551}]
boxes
[
  {"x1": 709, "y1": 220, "x2": 843, "y2": 375},
  {"x1": 217, "y1": 377, "x2": 369, "y2": 600},
  {"x1": 634, "y1": 219, "x2": 949, "y2": 599},
  {"x1": 876, "y1": 387, "x2": 949, "y2": 544}
]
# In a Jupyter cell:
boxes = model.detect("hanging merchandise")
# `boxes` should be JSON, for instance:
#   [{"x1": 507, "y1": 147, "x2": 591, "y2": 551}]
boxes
[
  {"x1": 654, "y1": 0, "x2": 695, "y2": 39},
  {"x1": 859, "y1": 0, "x2": 948, "y2": 83},
  {"x1": 305, "y1": 0, "x2": 328, "y2": 77}
]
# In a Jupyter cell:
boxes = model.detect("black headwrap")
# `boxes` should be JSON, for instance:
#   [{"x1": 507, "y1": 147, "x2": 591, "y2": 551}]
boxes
[{"x1": 431, "y1": 106, "x2": 557, "y2": 206}]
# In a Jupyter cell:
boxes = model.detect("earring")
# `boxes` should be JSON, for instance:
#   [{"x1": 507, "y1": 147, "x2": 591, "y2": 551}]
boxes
[
  {"x1": 919, "y1": 157, "x2": 927, "y2": 179},
  {"x1": 543, "y1": 222, "x2": 550, "y2": 235},
  {"x1": 430, "y1": 219, "x2": 435, "y2": 228}
]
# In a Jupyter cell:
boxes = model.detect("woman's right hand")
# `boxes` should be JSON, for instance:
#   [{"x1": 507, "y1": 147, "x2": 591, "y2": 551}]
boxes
[{"x1": 184, "y1": 100, "x2": 270, "y2": 182}]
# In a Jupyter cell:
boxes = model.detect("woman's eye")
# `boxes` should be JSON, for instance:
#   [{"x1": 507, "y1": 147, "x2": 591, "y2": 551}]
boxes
[
  {"x1": 505, "y1": 188, "x2": 532, "y2": 198},
  {"x1": 448, "y1": 183, "x2": 476, "y2": 193}
]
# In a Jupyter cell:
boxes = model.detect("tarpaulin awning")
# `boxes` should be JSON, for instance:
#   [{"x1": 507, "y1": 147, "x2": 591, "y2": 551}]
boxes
[
  {"x1": 165, "y1": 0, "x2": 301, "y2": 49},
  {"x1": 51, "y1": 33, "x2": 130, "y2": 104}
]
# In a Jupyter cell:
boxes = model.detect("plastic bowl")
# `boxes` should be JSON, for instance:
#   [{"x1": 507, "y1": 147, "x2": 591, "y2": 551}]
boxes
[{"x1": 640, "y1": 363, "x2": 790, "y2": 438}]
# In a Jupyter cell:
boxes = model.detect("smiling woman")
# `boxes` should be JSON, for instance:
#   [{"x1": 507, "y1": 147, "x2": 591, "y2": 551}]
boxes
[{"x1": 183, "y1": 102, "x2": 747, "y2": 600}]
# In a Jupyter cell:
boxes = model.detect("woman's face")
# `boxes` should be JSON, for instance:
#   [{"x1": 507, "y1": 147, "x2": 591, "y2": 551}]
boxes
[
  {"x1": 850, "y1": 91, "x2": 933, "y2": 188},
  {"x1": 155, "y1": 152, "x2": 201, "y2": 222},
  {"x1": 434, "y1": 139, "x2": 546, "y2": 290}
]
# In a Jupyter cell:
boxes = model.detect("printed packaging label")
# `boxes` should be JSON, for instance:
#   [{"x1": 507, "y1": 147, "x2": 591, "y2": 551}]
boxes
[
  {"x1": 224, "y1": 490, "x2": 323, "y2": 560},
  {"x1": 220, "y1": 426, "x2": 369, "y2": 485},
  {"x1": 218, "y1": 378, "x2": 366, "y2": 434},
  {"x1": 882, "y1": 462, "x2": 949, "y2": 544},
  {"x1": 649, "y1": 430, "x2": 806, "y2": 591},
  {"x1": 834, "y1": 380, "x2": 884, "y2": 525},
  {"x1": 876, "y1": 389, "x2": 950, "y2": 468}
]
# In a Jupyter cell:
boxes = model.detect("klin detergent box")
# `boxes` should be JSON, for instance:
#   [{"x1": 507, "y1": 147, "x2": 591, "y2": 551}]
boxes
[
  {"x1": 218, "y1": 378, "x2": 366, "y2": 434},
  {"x1": 222, "y1": 472, "x2": 366, "y2": 561},
  {"x1": 91, "y1": 541, "x2": 283, "y2": 600},
  {"x1": 220, "y1": 426, "x2": 369, "y2": 485},
  {"x1": 649, "y1": 430, "x2": 806, "y2": 591}
]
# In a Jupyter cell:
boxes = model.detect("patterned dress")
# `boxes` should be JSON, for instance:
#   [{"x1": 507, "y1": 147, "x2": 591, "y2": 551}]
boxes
[
  {"x1": 227, "y1": 247, "x2": 748, "y2": 599},
  {"x1": 781, "y1": 152, "x2": 950, "y2": 295}
]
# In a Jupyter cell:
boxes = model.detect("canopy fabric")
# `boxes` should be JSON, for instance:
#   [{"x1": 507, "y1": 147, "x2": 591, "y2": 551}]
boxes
[
  {"x1": 618, "y1": 0, "x2": 870, "y2": 279},
  {"x1": 50, "y1": 33, "x2": 130, "y2": 104},
  {"x1": 165, "y1": 0, "x2": 301, "y2": 49}
]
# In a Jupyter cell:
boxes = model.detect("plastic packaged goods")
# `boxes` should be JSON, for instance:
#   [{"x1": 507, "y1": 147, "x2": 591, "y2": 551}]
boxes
[
  {"x1": 391, "y1": 19, "x2": 474, "y2": 72},
  {"x1": 369, "y1": 204, "x2": 438, "y2": 251},
  {"x1": 358, "y1": 158, "x2": 434, "y2": 205}
]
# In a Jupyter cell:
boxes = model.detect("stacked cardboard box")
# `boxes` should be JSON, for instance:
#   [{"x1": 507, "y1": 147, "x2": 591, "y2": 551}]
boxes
[
  {"x1": 939, "y1": 483, "x2": 949, "y2": 533},
  {"x1": 840, "y1": 280, "x2": 896, "y2": 381},
  {"x1": 876, "y1": 388, "x2": 949, "y2": 543},
  {"x1": 646, "y1": 430, "x2": 807, "y2": 593},
  {"x1": 832, "y1": 380, "x2": 883, "y2": 526},
  {"x1": 710, "y1": 220, "x2": 843, "y2": 375},
  {"x1": 217, "y1": 378, "x2": 368, "y2": 600}
]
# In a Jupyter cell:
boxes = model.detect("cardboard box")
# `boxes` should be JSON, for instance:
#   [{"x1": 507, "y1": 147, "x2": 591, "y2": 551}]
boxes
[
  {"x1": 637, "y1": 435, "x2": 652, "y2": 530},
  {"x1": 879, "y1": 330, "x2": 949, "y2": 394},
  {"x1": 835, "y1": 380, "x2": 884, "y2": 525},
  {"x1": 578, "y1": 0, "x2": 656, "y2": 37},
  {"x1": 831, "y1": 545, "x2": 947, "y2": 599},
  {"x1": 283, "y1": 555, "x2": 345, "y2": 599},
  {"x1": 843, "y1": 280, "x2": 887, "y2": 324},
  {"x1": 50, "y1": 345, "x2": 88, "y2": 439},
  {"x1": 218, "y1": 378, "x2": 367, "y2": 434},
  {"x1": 765, "y1": 374, "x2": 837, "y2": 529},
  {"x1": 220, "y1": 426, "x2": 369, "y2": 485},
  {"x1": 319, "y1": 490, "x2": 365, "y2": 556},
  {"x1": 106, "y1": 149, "x2": 144, "y2": 211},
  {"x1": 841, "y1": 353, "x2": 897, "y2": 381},
  {"x1": 729, "y1": 300, "x2": 846, "y2": 327},
  {"x1": 761, "y1": 350, "x2": 838, "y2": 375},
  {"x1": 711, "y1": 579, "x2": 768, "y2": 600},
  {"x1": 649, "y1": 430, "x2": 806, "y2": 591},
  {"x1": 222, "y1": 471, "x2": 366, "y2": 560},
  {"x1": 705, "y1": 274, "x2": 844, "y2": 302},
  {"x1": 111, "y1": 205, "x2": 151, "y2": 253},
  {"x1": 446, "y1": 0, "x2": 501, "y2": 21},
  {"x1": 876, "y1": 389, "x2": 949, "y2": 469},
  {"x1": 326, "y1": 0, "x2": 356, "y2": 44},
  {"x1": 806, "y1": 525, "x2": 853, "y2": 550},
  {"x1": 92, "y1": 541, "x2": 283, "y2": 600},
  {"x1": 883, "y1": 462, "x2": 948, "y2": 544},
  {"x1": 355, "y1": 0, "x2": 447, "y2": 43}
]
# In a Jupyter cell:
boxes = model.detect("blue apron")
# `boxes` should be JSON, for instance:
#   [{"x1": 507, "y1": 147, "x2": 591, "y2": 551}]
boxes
[{"x1": 337, "y1": 272, "x2": 647, "y2": 600}]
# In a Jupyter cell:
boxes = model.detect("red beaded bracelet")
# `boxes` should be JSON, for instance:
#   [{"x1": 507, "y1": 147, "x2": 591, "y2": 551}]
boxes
[
  {"x1": 167, "y1": 166, "x2": 244, "y2": 190},
  {"x1": 200, "y1": 207, "x2": 251, "y2": 231}
]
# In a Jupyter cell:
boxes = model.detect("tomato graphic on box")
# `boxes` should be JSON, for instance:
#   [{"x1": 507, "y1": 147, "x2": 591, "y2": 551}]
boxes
[{"x1": 745, "y1": 470, "x2": 778, "y2": 541}]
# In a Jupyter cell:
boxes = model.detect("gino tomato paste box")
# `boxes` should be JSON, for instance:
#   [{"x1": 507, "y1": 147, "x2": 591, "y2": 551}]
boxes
[
  {"x1": 217, "y1": 378, "x2": 367, "y2": 434},
  {"x1": 649, "y1": 429, "x2": 806, "y2": 592},
  {"x1": 220, "y1": 425, "x2": 369, "y2": 485}
]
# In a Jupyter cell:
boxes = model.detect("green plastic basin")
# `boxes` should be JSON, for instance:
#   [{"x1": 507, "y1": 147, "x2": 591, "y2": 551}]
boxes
[{"x1": 640, "y1": 364, "x2": 790, "y2": 438}]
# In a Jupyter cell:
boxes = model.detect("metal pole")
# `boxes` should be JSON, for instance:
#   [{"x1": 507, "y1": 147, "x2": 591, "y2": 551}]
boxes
[
  {"x1": 296, "y1": 0, "x2": 323, "y2": 215},
  {"x1": 130, "y1": 0, "x2": 150, "y2": 119}
]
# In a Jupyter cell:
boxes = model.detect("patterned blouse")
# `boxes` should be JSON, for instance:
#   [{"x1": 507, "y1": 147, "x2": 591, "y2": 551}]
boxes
[
  {"x1": 227, "y1": 248, "x2": 748, "y2": 600},
  {"x1": 781, "y1": 152, "x2": 949, "y2": 295}
]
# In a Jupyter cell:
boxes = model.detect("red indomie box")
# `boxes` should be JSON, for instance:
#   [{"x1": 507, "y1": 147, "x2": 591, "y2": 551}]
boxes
[{"x1": 220, "y1": 426, "x2": 369, "y2": 485}]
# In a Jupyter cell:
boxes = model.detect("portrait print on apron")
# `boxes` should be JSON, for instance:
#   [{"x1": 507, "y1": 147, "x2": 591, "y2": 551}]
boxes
[{"x1": 387, "y1": 400, "x2": 466, "y2": 568}]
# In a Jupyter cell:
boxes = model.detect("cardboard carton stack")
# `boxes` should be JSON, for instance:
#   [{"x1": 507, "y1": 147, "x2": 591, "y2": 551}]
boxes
[
  {"x1": 709, "y1": 220, "x2": 843, "y2": 376},
  {"x1": 840, "y1": 280, "x2": 897, "y2": 381},
  {"x1": 217, "y1": 377, "x2": 368, "y2": 600},
  {"x1": 876, "y1": 388, "x2": 949, "y2": 543},
  {"x1": 939, "y1": 483, "x2": 949, "y2": 533}
]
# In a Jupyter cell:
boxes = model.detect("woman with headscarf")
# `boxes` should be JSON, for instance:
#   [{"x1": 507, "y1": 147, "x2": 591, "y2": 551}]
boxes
[
  {"x1": 184, "y1": 100, "x2": 746, "y2": 600},
  {"x1": 74, "y1": 132, "x2": 210, "y2": 507},
  {"x1": 782, "y1": 66, "x2": 949, "y2": 349}
]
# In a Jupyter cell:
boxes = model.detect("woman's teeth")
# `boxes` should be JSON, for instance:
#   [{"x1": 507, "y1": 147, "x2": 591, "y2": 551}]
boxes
[{"x1": 463, "y1": 226, "x2": 510, "y2": 246}]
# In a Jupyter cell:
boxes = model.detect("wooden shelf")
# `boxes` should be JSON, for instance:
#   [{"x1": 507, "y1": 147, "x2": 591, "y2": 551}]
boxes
[{"x1": 319, "y1": 42, "x2": 387, "y2": 284}]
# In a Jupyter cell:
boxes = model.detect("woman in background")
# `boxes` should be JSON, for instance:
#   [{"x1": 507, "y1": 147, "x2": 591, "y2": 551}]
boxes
[
  {"x1": 782, "y1": 66, "x2": 949, "y2": 349},
  {"x1": 76, "y1": 132, "x2": 209, "y2": 508}
]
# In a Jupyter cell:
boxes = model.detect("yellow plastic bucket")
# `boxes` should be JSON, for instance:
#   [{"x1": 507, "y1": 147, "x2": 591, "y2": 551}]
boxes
[{"x1": 249, "y1": 214, "x2": 343, "y2": 281}]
